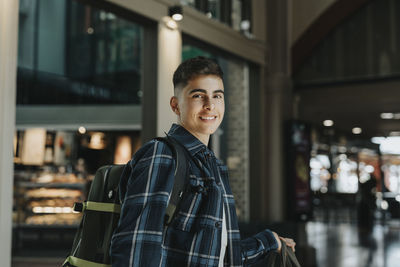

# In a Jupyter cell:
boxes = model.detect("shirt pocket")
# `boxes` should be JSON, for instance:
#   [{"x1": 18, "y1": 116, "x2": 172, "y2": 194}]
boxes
[{"x1": 172, "y1": 176, "x2": 205, "y2": 232}]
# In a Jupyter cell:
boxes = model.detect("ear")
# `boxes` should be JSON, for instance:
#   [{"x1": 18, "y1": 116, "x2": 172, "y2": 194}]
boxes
[{"x1": 170, "y1": 96, "x2": 180, "y2": 115}]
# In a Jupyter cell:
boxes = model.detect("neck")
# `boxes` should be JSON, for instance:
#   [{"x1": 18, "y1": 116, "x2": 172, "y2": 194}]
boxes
[
  {"x1": 178, "y1": 123, "x2": 210, "y2": 145},
  {"x1": 195, "y1": 134, "x2": 209, "y2": 146}
]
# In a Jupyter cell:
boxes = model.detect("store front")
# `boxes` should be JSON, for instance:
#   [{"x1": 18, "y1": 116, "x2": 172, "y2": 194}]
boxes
[
  {"x1": 13, "y1": 0, "x2": 148, "y2": 256},
  {"x1": 284, "y1": 120, "x2": 384, "y2": 223},
  {"x1": 304, "y1": 124, "x2": 381, "y2": 223}
]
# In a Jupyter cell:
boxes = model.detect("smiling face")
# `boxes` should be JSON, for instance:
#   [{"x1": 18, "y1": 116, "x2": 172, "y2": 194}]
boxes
[{"x1": 170, "y1": 74, "x2": 225, "y2": 145}]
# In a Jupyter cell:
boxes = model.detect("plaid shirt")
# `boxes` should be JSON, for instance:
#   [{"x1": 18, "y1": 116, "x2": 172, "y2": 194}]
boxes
[{"x1": 111, "y1": 124, "x2": 278, "y2": 266}]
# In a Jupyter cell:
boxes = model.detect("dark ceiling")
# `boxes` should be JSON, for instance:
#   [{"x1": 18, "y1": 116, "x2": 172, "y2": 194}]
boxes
[{"x1": 296, "y1": 78, "x2": 400, "y2": 139}]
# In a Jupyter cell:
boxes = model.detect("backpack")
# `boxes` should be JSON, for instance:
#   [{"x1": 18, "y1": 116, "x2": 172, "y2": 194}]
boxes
[{"x1": 63, "y1": 136, "x2": 190, "y2": 267}]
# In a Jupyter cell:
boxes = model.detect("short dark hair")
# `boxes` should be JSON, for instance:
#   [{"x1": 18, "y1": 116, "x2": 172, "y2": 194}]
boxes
[{"x1": 173, "y1": 56, "x2": 223, "y2": 95}]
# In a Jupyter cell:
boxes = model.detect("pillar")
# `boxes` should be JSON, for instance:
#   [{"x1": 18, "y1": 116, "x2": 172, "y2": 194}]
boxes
[
  {"x1": 156, "y1": 17, "x2": 182, "y2": 137},
  {"x1": 265, "y1": 0, "x2": 293, "y2": 221},
  {"x1": 0, "y1": 0, "x2": 19, "y2": 266}
]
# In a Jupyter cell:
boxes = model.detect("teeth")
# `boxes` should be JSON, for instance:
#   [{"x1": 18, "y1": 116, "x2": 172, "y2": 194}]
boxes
[{"x1": 201, "y1": 116, "x2": 215, "y2": 120}]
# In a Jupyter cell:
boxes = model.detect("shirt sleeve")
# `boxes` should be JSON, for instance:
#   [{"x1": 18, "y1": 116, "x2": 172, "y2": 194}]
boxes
[
  {"x1": 240, "y1": 229, "x2": 278, "y2": 265},
  {"x1": 110, "y1": 140, "x2": 175, "y2": 267}
]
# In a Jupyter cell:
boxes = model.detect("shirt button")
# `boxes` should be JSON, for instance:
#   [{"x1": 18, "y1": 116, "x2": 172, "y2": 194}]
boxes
[{"x1": 215, "y1": 221, "x2": 221, "y2": 228}]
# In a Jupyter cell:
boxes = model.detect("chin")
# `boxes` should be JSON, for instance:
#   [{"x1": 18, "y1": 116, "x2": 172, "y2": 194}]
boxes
[{"x1": 204, "y1": 126, "x2": 219, "y2": 135}]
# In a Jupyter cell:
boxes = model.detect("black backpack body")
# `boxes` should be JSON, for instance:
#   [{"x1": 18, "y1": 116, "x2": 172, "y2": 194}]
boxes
[{"x1": 63, "y1": 136, "x2": 190, "y2": 267}]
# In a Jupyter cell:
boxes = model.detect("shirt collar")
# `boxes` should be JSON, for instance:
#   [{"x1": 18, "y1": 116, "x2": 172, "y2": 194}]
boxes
[{"x1": 167, "y1": 123, "x2": 208, "y2": 156}]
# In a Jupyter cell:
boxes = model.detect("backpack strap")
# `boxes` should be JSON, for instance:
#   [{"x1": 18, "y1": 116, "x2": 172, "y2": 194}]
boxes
[
  {"x1": 73, "y1": 201, "x2": 121, "y2": 214},
  {"x1": 154, "y1": 135, "x2": 190, "y2": 225}
]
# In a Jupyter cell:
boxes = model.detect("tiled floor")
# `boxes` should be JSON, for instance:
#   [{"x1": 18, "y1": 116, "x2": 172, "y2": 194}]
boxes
[
  {"x1": 12, "y1": 211, "x2": 400, "y2": 267},
  {"x1": 306, "y1": 218, "x2": 400, "y2": 267}
]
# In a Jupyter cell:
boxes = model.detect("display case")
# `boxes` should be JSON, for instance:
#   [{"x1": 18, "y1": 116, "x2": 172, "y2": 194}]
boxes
[
  {"x1": 13, "y1": 167, "x2": 87, "y2": 250},
  {"x1": 12, "y1": 128, "x2": 140, "y2": 253}
]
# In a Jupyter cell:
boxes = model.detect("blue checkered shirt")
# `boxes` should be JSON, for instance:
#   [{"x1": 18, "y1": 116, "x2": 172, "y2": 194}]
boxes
[{"x1": 111, "y1": 124, "x2": 278, "y2": 266}]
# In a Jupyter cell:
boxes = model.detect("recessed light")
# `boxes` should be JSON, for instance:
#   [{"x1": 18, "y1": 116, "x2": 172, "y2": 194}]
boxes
[
  {"x1": 169, "y1": 5, "x2": 183, "y2": 21},
  {"x1": 381, "y1": 113, "x2": 394, "y2": 119},
  {"x1": 78, "y1": 126, "x2": 86, "y2": 134},
  {"x1": 323, "y1": 120, "x2": 334, "y2": 127},
  {"x1": 172, "y1": 13, "x2": 183, "y2": 21},
  {"x1": 352, "y1": 127, "x2": 362, "y2": 134}
]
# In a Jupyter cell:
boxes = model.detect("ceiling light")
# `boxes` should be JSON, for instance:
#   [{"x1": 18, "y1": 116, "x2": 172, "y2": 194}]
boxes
[
  {"x1": 323, "y1": 120, "x2": 334, "y2": 127},
  {"x1": 169, "y1": 5, "x2": 183, "y2": 21},
  {"x1": 78, "y1": 126, "x2": 86, "y2": 134},
  {"x1": 352, "y1": 127, "x2": 362, "y2": 134},
  {"x1": 381, "y1": 113, "x2": 394, "y2": 119},
  {"x1": 240, "y1": 20, "x2": 251, "y2": 31}
]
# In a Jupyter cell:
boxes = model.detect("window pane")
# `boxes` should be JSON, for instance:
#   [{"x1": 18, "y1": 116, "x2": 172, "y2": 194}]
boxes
[
  {"x1": 183, "y1": 0, "x2": 251, "y2": 33},
  {"x1": 17, "y1": 0, "x2": 143, "y2": 105},
  {"x1": 294, "y1": 0, "x2": 400, "y2": 86}
]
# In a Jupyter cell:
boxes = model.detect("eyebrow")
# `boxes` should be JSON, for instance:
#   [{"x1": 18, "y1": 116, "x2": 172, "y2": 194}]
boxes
[{"x1": 188, "y1": 89, "x2": 225, "y2": 95}]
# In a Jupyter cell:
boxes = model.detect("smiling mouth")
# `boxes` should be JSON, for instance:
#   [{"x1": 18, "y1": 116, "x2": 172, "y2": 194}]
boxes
[{"x1": 200, "y1": 116, "x2": 217, "y2": 120}]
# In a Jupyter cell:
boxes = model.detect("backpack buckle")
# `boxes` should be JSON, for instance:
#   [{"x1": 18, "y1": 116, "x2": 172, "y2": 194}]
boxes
[{"x1": 73, "y1": 202, "x2": 84, "y2": 212}]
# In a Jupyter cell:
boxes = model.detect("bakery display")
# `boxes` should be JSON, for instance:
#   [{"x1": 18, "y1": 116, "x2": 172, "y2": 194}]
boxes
[
  {"x1": 14, "y1": 170, "x2": 86, "y2": 226},
  {"x1": 25, "y1": 213, "x2": 82, "y2": 225}
]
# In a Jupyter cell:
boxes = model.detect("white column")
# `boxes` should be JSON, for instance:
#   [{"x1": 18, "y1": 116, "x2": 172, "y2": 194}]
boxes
[
  {"x1": 156, "y1": 18, "x2": 182, "y2": 136},
  {"x1": 0, "y1": 0, "x2": 19, "y2": 266}
]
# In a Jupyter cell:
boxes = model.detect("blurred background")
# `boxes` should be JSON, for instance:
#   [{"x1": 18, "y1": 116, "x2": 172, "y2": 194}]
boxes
[{"x1": 1, "y1": 0, "x2": 400, "y2": 266}]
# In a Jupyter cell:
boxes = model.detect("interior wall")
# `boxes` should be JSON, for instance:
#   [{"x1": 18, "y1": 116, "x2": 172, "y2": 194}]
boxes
[{"x1": 291, "y1": 0, "x2": 337, "y2": 44}]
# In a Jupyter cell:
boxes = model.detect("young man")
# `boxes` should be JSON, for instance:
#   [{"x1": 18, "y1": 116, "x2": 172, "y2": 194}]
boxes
[{"x1": 111, "y1": 57, "x2": 295, "y2": 266}]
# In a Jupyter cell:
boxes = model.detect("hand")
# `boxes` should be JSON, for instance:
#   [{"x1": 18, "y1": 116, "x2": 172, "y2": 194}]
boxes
[
  {"x1": 272, "y1": 231, "x2": 296, "y2": 253},
  {"x1": 279, "y1": 236, "x2": 296, "y2": 252}
]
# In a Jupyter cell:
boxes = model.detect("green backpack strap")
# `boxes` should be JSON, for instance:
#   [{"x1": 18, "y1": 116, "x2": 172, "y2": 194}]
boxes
[
  {"x1": 155, "y1": 135, "x2": 190, "y2": 225},
  {"x1": 73, "y1": 201, "x2": 121, "y2": 214}
]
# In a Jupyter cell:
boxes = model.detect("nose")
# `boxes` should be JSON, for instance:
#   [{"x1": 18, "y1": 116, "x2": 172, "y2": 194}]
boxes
[{"x1": 204, "y1": 99, "x2": 215, "y2": 110}]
